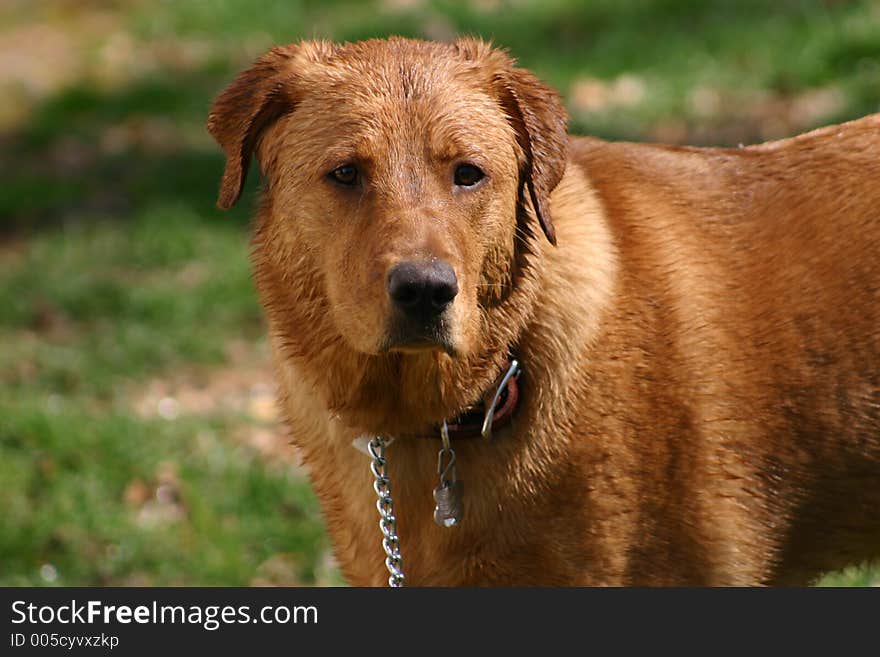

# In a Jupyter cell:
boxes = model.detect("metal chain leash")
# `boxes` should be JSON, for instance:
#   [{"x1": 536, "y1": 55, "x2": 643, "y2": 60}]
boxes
[
  {"x1": 367, "y1": 436, "x2": 405, "y2": 587},
  {"x1": 362, "y1": 364, "x2": 522, "y2": 585}
]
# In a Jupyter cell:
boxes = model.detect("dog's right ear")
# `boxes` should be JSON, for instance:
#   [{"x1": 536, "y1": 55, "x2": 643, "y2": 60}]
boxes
[
  {"x1": 497, "y1": 67, "x2": 569, "y2": 247},
  {"x1": 207, "y1": 45, "x2": 300, "y2": 210}
]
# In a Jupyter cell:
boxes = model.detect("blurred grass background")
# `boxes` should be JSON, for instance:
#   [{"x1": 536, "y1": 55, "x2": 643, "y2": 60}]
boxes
[{"x1": 1, "y1": 0, "x2": 879, "y2": 586}]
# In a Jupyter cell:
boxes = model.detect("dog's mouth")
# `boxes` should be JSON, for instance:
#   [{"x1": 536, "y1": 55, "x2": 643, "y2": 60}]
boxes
[{"x1": 380, "y1": 315, "x2": 458, "y2": 356}]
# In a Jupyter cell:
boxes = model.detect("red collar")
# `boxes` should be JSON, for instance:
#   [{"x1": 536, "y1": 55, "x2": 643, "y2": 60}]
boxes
[{"x1": 426, "y1": 359, "x2": 521, "y2": 440}]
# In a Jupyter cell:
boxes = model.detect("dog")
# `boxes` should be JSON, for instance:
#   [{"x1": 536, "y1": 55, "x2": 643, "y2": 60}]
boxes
[{"x1": 208, "y1": 37, "x2": 880, "y2": 586}]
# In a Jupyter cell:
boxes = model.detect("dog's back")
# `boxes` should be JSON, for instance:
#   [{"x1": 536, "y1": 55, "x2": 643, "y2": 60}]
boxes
[{"x1": 566, "y1": 117, "x2": 880, "y2": 583}]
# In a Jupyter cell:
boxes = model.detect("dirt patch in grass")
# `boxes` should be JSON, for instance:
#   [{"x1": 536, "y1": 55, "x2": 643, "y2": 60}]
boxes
[{"x1": 132, "y1": 339, "x2": 302, "y2": 469}]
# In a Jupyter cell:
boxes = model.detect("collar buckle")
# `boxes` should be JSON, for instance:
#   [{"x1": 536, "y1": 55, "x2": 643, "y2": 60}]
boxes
[{"x1": 480, "y1": 359, "x2": 521, "y2": 440}]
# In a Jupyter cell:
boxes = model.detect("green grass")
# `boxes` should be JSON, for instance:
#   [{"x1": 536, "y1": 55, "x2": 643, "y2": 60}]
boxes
[
  {"x1": 0, "y1": 405, "x2": 327, "y2": 586},
  {"x1": 1, "y1": 207, "x2": 258, "y2": 396},
  {"x1": 0, "y1": 206, "x2": 334, "y2": 585},
  {"x1": 1, "y1": 0, "x2": 878, "y2": 586}
]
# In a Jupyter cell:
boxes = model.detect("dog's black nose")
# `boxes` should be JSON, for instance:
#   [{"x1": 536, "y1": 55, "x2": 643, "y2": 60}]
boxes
[{"x1": 387, "y1": 260, "x2": 458, "y2": 317}]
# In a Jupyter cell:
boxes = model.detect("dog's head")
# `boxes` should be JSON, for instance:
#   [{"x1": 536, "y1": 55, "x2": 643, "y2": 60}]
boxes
[{"x1": 208, "y1": 38, "x2": 568, "y2": 433}]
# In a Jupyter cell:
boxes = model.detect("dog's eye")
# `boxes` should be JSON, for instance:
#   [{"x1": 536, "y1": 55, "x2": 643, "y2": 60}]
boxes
[
  {"x1": 454, "y1": 164, "x2": 485, "y2": 187},
  {"x1": 329, "y1": 164, "x2": 359, "y2": 186}
]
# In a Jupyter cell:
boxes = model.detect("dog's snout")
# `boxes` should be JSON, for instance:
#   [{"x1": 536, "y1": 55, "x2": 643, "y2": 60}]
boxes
[{"x1": 387, "y1": 260, "x2": 459, "y2": 316}]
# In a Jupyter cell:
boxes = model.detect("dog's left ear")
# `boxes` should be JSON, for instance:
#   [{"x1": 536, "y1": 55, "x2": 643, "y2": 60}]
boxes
[
  {"x1": 497, "y1": 68, "x2": 569, "y2": 246},
  {"x1": 207, "y1": 45, "x2": 300, "y2": 210}
]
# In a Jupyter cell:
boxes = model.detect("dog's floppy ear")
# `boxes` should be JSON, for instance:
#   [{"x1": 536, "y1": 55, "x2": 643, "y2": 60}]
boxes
[
  {"x1": 207, "y1": 45, "x2": 300, "y2": 209},
  {"x1": 497, "y1": 68, "x2": 569, "y2": 246}
]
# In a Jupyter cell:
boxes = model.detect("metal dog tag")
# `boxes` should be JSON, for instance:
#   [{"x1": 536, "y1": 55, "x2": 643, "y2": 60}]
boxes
[{"x1": 433, "y1": 480, "x2": 463, "y2": 528}]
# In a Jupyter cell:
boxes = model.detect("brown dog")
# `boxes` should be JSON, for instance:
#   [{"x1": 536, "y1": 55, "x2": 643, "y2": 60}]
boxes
[{"x1": 208, "y1": 37, "x2": 880, "y2": 586}]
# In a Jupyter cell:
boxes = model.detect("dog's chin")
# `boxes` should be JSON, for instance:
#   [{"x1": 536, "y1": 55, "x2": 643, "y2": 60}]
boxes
[{"x1": 333, "y1": 338, "x2": 472, "y2": 436}]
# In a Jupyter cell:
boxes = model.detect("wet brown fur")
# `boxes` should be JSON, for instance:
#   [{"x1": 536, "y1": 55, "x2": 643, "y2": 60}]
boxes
[{"x1": 208, "y1": 37, "x2": 880, "y2": 585}]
